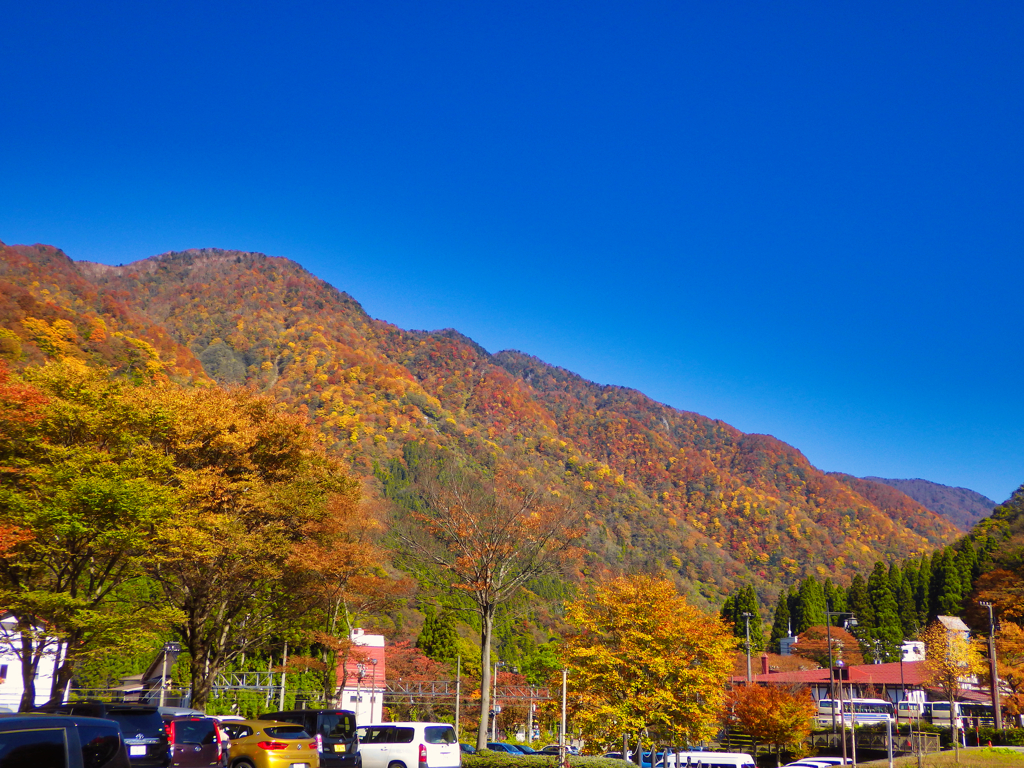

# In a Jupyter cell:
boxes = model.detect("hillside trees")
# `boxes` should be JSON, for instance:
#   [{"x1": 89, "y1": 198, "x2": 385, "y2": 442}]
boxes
[
  {"x1": 560, "y1": 575, "x2": 735, "y2": 752},
  {"x1": 392, "y1": 449, "x2": 583, "y2": 749}
]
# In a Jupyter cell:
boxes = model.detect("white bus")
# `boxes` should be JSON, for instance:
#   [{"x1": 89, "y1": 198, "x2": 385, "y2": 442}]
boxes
[
  {"x1": 925, "y1": 702, "x2": 996, "y2": 729},
  {"x1": 660, "y1": 752, "x2": 756, "y2": 768},
  {"x1": 816, "y1": 698, "x2": 895, "y2": 728}
]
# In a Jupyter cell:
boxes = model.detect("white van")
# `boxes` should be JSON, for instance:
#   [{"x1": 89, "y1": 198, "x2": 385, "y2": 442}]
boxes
[
  {"x1": 357, "y1": 722, "x2": 461, "y2": 768},
  {"x1": 660, "y1": 752, "x2": 756, "y2": 768}
]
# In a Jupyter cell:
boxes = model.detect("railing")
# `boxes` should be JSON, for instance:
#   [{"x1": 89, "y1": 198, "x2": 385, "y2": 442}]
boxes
[
  {"x1": 383, "y1": 681, "x2": 550, "y2": 702},
  {"x1": 808, "y1": 731, "x2": 941, "y2": 755}
]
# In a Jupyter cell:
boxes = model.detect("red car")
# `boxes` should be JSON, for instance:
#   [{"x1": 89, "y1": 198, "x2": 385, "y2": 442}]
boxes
[{"x1": 166, "y1": 716, "x2": 228, "y2": 768}]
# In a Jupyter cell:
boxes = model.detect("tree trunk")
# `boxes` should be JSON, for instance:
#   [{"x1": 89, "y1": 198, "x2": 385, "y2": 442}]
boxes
[
  {"x1": 17, "y1": 628, "x2": 37, "y2": 712},
  {"x1": 476, "y1": 606, "x2": 495, "y2": 750}
]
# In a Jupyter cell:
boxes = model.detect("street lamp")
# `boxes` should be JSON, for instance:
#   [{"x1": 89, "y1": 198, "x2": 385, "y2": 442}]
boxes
[
  {"x1": 742, "y1": 613, "x2": 753, "y2": 682},
  {"x1": 980, "y1": 601, "x2": 1004, "y2": 730},
  {"x1": 159, "y1": 642, "x2": 181, "y2": 708},
  {"x1": 826, "y1": 612, "x2": 857, "y2": 728}
]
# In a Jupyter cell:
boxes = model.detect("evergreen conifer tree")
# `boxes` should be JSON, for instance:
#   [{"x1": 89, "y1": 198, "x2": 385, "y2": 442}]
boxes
[
  {"x1": 932, "y1": 548, "x2": 964, "y2": 617},
  {"x1": 769, "y1": 591, "x2": 792, "y2": 653},
  {"x1": 736, "y1": 585, "x2": 765, "y2": 652},
  {"x1": 955, "y1": 544, "x2": 976, "y2": 599},
  {"x1": 914, "y1": 554, "x2": 931, "y2": 627},
  {"x1": 795, "y1": 577, "x2": 826, "y2": 632},
  {"x1": 416, "y1": 607, "x2": 461, "y2": 664},
  {"x1": 847, "y1": 573, "x2": 875, "y2": 631},
  {"x1": 868, "y1": 561, "x2": 903, "y2": 661},
  {"x1": 896, "y1": 566, "x2": 918, "y2": 638},
  {"x1": 823, "y1": 579, "x2": 847, "y2": 617}
]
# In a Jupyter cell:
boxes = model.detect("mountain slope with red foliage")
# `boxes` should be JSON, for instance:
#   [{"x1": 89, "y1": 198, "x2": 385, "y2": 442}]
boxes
[{"x1": 0, "y1": 241, "x2": 960, "y2": 605}]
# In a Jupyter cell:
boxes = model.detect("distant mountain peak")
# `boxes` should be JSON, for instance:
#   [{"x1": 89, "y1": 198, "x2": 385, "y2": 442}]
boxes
[{"x1": 862, "y1": 477, "x2": 995, "y2": 531}]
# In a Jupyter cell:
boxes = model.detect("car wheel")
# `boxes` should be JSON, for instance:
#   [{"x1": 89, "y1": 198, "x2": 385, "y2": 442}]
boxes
[
  {"x1": 233, "y1": 760, "x2": 256, "y2": 768},
  {"x1": 388, "y1": 762, "x2": 407, "y2": 768}
]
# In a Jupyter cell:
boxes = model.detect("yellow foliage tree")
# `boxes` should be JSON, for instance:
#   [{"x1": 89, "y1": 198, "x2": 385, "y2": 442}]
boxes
[
  {"x1": 559, "y1": 575, "x2": 736, "y2": 752},
  {"x1": 919, "y1": 620, "x2": 986, "y2": 759}
]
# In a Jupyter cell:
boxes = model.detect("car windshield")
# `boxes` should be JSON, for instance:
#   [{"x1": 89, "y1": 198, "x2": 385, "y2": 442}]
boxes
[{"x1": 264, "y1": 726, "x2": 310, "y2": 740}]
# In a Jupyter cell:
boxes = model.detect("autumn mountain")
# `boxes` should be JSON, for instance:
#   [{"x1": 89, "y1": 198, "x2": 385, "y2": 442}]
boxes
[{"x1": 0, "y1": 241, "x2": 961, "y2": 605}]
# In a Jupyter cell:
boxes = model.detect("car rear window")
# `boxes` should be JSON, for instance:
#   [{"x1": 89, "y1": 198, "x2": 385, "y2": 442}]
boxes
[
  {"x1": 106, "y1": 711, "x2": 163, "y2": 738},
  {"x1": 424, "y1": 727, "x2": 456, "y2": 745},
  {"x1": 0, "y1": 727, "x2": 68, "y2": 768},
  {"x1": 321, "y1": 713, "x2": 355, "y2": 738},
  {"x1": 263, "y1": 726, "x2": 310, "y2": 740},
  {"x1": 173, "y1": 720, "x2": 216, "y2": 745},
  {"x1": 77, "y1": 723, "x2": 123, "y2": 768}
]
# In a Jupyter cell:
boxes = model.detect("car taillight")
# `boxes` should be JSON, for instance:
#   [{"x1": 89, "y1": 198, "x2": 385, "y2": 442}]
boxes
[
  {"x1": 316, "y1": 733, "x2": 324, "y2": 752},
  {"x1": 310, "y1": 742, "x2": 318, "y2": 750},
  {"x1": 167, "y1": 722, "x2": 175, "y2": 743},
  {"x1": 419, "y1": 743, "x2": 428, "y2": 763},
  {"x1": 214, "y1": 725, "x2": 226, "y2": 759},
  {"x1": 258, "y1": 741, "x2": 288, "y2": 750}
]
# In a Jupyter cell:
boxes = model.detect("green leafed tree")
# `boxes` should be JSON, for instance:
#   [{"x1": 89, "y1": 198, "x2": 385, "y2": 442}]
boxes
[{"x1": 0, "y1": 361, "x2": 180, "y2": 709}]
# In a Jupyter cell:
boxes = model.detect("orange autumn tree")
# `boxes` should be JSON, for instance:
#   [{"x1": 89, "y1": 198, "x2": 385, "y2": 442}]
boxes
[
  {"x1": 995, "y1": 623, "x2": 1024, "y2": 718},
  {"x1": 394, "y1": 450, "x2": 583, "y2": 750},
  {"x1": 147, "y1": 384, "x2": 357, "y2": 708},
  {"x1": 727, "y1": 684, "x2": 816, "y2": 765},
  {"x1": 289, "y1": 490, "x2": 413, "y2": 703}
]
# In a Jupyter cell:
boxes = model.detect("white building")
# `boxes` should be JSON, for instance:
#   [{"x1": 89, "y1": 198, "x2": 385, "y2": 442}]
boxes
[
  {"x1": 0, "y1": 612, "x2": 62, "y2": 711},
  {"x1": 337, "y1": 628, "x2": 385, "y2": 724}
]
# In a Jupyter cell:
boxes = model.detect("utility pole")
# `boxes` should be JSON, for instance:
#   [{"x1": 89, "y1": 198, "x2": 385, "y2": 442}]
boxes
[
  {"x1": 742, "y1": 613, "x2": 752, "y2": 682},
  {"x1": 560, "y1": 668, "x2": 568, "y2": 768},
  {"x1": 279, "y1": 640, "x2": 288, "y2": 710},
  {"x1": 455, "y1": 656, "x2": 461, "y2": 739},
  {"x1": 370, "y1": 657, "x2": 378, "y2": 723},
  {"x1": 980, "y1": 600, "x2": 1004, "y2": 730}
]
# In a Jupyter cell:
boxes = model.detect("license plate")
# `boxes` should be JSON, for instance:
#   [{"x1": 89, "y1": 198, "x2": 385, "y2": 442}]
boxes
[
  {"x1": 129, "y1": 745, "x2": 146, "y2": 757},
  {"x1": 334, "y1": 744, "x2": 346, "y2": 752},
  {"x1": 289, "y1": 764, "x2": 310, "y2": 768}
]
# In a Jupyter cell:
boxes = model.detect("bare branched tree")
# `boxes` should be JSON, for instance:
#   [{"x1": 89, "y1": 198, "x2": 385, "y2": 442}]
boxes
[{"x1": 394, "y1": 454, "x2": 583, "y2": 749}]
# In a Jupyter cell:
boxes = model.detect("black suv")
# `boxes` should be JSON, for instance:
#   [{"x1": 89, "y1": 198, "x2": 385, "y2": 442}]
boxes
[
  {"x1": 33, "y1": 703, "x2": 170, "y2": 768},
  {"x1": 0, "y1": 713, "x2": 131, "y2": 768},
  {"x1": 259, "y1": 709, "x2": 359, "y2": 768}
]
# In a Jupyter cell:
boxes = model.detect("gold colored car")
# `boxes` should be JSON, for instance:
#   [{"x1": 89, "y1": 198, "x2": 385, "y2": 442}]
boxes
[{"x1": 219, "y1": 719, "x2": 320, "y2": 768}]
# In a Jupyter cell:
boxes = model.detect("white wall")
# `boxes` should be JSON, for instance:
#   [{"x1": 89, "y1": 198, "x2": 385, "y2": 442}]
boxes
[{"x1": 0, "y1": 614, "x2": 60, "y2": 711}]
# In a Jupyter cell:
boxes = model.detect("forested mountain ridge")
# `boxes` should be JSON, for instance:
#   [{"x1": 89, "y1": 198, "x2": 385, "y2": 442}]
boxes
[
  {"x1": 863, "y1": 476, "x2": 996, "y2": 531},
  {"x1": 0, "y1": 241, "x2": 962, "y2": 606}
]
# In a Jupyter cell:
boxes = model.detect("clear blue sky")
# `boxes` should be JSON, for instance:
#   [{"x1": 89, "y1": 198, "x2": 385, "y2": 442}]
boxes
[{"x1": 2, "y1": 1, "x2": 1022, "y2": 502}]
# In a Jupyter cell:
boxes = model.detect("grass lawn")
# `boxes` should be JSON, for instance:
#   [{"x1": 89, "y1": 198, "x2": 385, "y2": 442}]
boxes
[{"x1": 854, "y1": 747, "x2": 1024, "y2": 768}]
